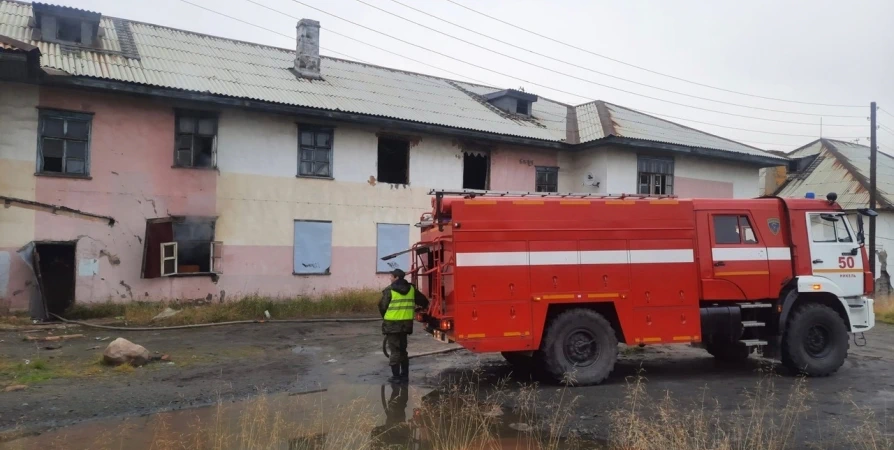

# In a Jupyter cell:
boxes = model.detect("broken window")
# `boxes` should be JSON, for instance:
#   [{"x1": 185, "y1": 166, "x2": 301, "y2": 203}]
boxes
[
  {"x1": 377, "y1": 137, "x2": 410, "y2": 185},
  {"x1": 535, "y1": 166, "x2": 558, "y2": 192},
  {"x1": 174, "y1": 111, "x2": 217, "y2": 168},
  {"x1": 141, "y1": 216, "x2": 222, "y2": 278},
  {"x1": 516, "y1": 100, "x2": 529, "y2": 115},
  {"x1": 37, "y1": 110, "x2": 91, "y2": 176},
  {"x1": 637, "y1": 155, "x2": 674, "y2": 195},
  {"x1": 55, "y1": 18, "x2": 82, "y2": 43},
  {"x1": 293, "y1": 220, "x2": 332, "y2": 275},
  {"x1": 298, "y1": 127, "x2": 333, "y2": 178},
  {"x1": 463, "y1": 151, "x2": 489, "y2": 190},
  {"x1": 376, "y1": 223, "x2": 410, "y2": 273}
]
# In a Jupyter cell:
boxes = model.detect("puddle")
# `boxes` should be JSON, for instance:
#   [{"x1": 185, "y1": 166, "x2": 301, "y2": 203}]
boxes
[{"x1": 0, "y1": 381, "x2": 604, "y2": 449}]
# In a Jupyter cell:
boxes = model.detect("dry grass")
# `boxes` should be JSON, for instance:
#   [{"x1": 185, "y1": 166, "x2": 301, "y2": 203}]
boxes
[
  {"x1": 875, "y1": 295, "x2": 894, "y2": 325},
  {"x1": 59, "y1": 289, "x2": 380, "y2": 326}
]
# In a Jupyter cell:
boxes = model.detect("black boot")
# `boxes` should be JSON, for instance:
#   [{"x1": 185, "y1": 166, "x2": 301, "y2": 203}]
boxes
[
  {"x1": 399, "y1": 360, "x2": 409, "y2": 383},
  {"x1": 387, "y1": 364, "x2": 402, "y2": 383}
]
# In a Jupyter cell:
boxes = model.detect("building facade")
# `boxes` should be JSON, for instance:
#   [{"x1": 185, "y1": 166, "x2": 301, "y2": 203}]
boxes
[{"x1": 0, "y1": 1, "x2": 785, "y2": 316}]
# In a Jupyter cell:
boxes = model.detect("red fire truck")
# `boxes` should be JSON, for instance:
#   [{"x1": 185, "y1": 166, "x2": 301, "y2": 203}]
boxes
[{"x1": 407, "y1": 190, "x2": 877, "y2": 385}]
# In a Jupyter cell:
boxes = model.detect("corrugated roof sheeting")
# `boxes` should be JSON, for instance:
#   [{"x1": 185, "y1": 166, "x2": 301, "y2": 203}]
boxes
[
  {"x1": 0, "y1": 0, "x2": 783, "y2": 158},
  {"x1": 601, "y1": 102, "x2": 773, "y2": 158},
  {"x1": 777, "y1": 140, "x2": 894, "y2": 209}
]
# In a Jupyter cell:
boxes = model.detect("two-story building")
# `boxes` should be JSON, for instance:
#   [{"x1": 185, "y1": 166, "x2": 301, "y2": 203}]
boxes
[{"x1": 0, "y1": 1, "x2": 785, "y2": 317}]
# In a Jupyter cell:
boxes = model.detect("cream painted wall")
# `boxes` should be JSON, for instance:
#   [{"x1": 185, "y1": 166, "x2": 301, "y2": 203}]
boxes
[{"x1": 0, "y1": 82, "x2": 38, "y2": 248}]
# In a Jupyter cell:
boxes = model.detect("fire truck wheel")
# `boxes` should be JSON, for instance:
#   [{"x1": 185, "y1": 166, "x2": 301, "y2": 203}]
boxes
[
  {"x1": 781, "y1": 303, "x2": 849, "y2": 376},
  {"x1": 540, "y1": 309, "x2": 618, "y2": 386},
  {"x1": 705, "y1": 342, "x2": 751, "y2": 362}
]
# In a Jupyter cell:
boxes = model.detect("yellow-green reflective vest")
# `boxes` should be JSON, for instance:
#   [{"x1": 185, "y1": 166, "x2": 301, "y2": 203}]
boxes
[{"x1": 384, "y1": 287, "x2": 415, "y2": 321}]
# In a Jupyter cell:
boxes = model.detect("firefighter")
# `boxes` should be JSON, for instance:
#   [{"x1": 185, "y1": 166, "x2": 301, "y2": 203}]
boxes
[{"x1": 379, "y1": 268, "x2": 429, "y2": 383}]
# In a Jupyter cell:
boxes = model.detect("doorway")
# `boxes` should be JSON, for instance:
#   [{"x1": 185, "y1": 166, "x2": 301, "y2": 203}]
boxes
[
  {"x1": 463, "y1": 152, "x2": 489, "y2": 190},
  {"x1": 34, "y1": 242, "x2": 76, "y2": 316}
]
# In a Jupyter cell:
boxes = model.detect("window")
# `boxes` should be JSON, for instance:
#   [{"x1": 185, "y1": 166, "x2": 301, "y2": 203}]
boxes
[
  {"x1": 141, "y1": 217, "x2": 222, "y2": 278},
  {"x1": 713, "y1": 215, "x2": 759, "y2": 245},
  {"x1": 174, "y1": 111, "x2": 217, "y2": 168},
  {"x1": 298, "y1": 127, "x2": 333, "y2": 178},
  {"x1": 516, "y1": 100, "x2": 529, "y2": 115},
  {"x1": 377, "y1": 137, "x2": 409, "y2": 184},
  {"x1": 637, "y1": 156, "x2": 674, "y2": 195},
  {"x1": 55, "y1": 18, "x2": 82, "y2": 44},
  {"x1": 377, "y1": 223, "x2": 410, "y2": 273},
  {"x1": 810, "y1": 214, "x2": 853, "y2": 243},
  {"x1": 37, "y1": 110, "x2": 91, "y2": 176},
  {"x1": 462, "y1": 151, "x2": 489, "y2": 190},
  {"x1": 535, "y1": 166, "x2": 558, "y2": 192},
  {"x1": 294, "y1": 220, "x2": 332, "y2": 275}
]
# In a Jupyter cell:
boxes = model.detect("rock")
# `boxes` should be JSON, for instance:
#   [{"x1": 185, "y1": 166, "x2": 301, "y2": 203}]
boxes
[
  {"x1": 152, "y1": 308, "x2": 181, "y2": 321},
  {"x1": 102, "y1": 338, "x2": 150, "y2": 366},
  {"x1": 4, "y1": 385, "x2": 27, "y2": 392}
]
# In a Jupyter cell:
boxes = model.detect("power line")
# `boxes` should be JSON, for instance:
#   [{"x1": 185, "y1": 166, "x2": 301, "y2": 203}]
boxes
[
  {"x1": 376, "y1": 0, "x2": 862, "y2": 118},
  {"x1": 283, "y1": 0, "x2": 866, "y2": 127},
  {"x1": 177, "y1": 0, "x2": 371, "y2": 64},
  {"x1": 631, "y1": 109, "x2": 864, "y2": 138},
  {"x1": 881, "y1": 108, "x2": 894, "y2": 120},
  {"x1": 880, "y1": 124, "x2": 894, "y2": 138},
  {"x1": 355, "y1": 0, "x2": 864, "y2": 120},
  {"x1": 441, "y1": 0, "x2": 864, "y2": 109}
]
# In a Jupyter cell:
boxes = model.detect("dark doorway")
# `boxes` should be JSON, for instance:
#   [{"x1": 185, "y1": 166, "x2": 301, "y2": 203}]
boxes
[
  {"x1": 34, "y1": 242, "x2": 76, "y2": 316},
  {"x1": 463, "y1": 152, "x2": 489, "y2": 190}
]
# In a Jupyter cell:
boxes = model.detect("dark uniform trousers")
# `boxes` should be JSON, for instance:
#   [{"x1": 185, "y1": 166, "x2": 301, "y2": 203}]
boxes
[{"x1": 385, "y1": 333, "x2": 409, "y2": 366}]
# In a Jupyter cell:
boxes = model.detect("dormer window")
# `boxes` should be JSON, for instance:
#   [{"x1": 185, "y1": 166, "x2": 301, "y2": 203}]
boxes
[
  {"x1": 484, "y1": 89, "x2": 538, "y2": 117},
  {"x1": 31, "y1": 3, "x2": 102, "y2": 47}
]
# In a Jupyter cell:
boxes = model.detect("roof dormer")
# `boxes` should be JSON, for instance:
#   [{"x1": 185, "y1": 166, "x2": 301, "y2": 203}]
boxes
[
  {"x1": 484, "y1": 89, "x2": 538, "y2": 116},
  {"x1": 31, "y1": 3, "x2": 102, "y2": 47}
]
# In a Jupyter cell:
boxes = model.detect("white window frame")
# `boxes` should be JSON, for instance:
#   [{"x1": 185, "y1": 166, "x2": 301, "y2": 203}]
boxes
[
  {"x1": 210, "y1": 241, "x2": 223, "y2": 274},
  {"x1": 161, "y1": 242, "x2": 178, "y2": 277}
]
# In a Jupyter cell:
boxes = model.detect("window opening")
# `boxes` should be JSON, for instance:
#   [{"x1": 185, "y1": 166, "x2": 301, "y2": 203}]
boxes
[
  {"x1": 377, "y1": 137, "x2": 409, "y2": 184},
  {"x1": 810, "y1": 214, "x2": 852, "y2": 243},
  {"x1": 298, "y1": 128, "x2": 333, "y2": 177},
  {"x1": 462, "y1": 152, "x2": 489, "y2": 190},
  {"x1": 175, "y1": 111, "x2": 217, "y2": 168},
  {"x1": 142, "y1": 217, "x2": 221, "y2": 278},
  {"x1": 55, "y1": 18, "x2": 82, "y2": 43},
  {"x1": 38, "y1": 111, "x2": 91, "y2": 176},
  {"x1": 516, "y1": 100, "x2": 529, "y2": 115},
  {"x1": 535, "y1": 166, "x2": 558, "y2": 192},
  {"x1": 637, "y1": 156, "x2": 674, "y2": 195}
]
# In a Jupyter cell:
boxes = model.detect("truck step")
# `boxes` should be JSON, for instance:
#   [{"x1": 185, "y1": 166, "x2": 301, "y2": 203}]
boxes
[
  {"x1": 742, "y1": 321, "x2": 765, "y2": 328},
  {"x1": 740, "y1": 339, "x2": 768, "y2": 347},
  {"x1": 739, "y1": 303, "x2": 773, "y2": 309}
]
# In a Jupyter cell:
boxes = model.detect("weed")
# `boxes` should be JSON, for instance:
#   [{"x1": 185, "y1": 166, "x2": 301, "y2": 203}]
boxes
[
  {"x1": 875, "y1": 296, "x2": 894, "y2": 325},
  {"x1": 113, "y1": 364, "x2": 135, "y2": 374}
]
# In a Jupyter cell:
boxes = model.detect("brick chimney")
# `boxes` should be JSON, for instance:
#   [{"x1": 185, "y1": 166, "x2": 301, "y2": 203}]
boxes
[{"x1": 295, "y1": 19, "x2": 321, "y2": 80}]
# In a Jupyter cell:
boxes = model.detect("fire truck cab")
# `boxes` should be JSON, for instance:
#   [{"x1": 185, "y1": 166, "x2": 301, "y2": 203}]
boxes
[{"x1": 410, "y1": 190, "x2": 876, "y2": 385}]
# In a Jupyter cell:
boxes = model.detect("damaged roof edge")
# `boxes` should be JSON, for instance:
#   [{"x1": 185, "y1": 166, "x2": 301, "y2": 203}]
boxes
[
  {"x1": 579, "y1": 136, "x2": 788, "y2": 167},
  {"x1": 50, "y1": 76, "x2": 570, "y2": 150},
  {"x1": 823, "y1": 140, "x2": 894, "y2": 208}
]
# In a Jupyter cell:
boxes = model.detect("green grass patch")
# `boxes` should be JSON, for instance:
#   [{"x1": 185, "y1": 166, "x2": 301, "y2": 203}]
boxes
[
  {"x1": 0, "y1": 359, "x2": 66, "y2": 385},
  {"x1": 54, "y1": 289, "x2": 380, "y2": 327}
]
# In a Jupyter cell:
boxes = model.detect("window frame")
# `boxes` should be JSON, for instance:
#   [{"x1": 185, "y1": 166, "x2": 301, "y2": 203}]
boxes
[
  {"x1": 636, "y1": 155, "x2": 674, "y2": 195},
  {"x1": 712, "y1": 214, "x2": 761, "y2": 246},
  {"x1": 808, "y1": 213, "x2": 853, "y2": 244},
  {"x1": 141, "y1": 216, "x2": 221, "y2": 279},
  {"x1": 297, "y1": 125, "x2": 335, "y2": 179},
  {"x1": 36, "y1": 108, "x2": 93, "y2": 178},
  {"x1": 535, "y1": 166, "x2": 559, "y2": 192},
  {"x1": 173, "y1": 109, "x2": 219, "y2": 170}
]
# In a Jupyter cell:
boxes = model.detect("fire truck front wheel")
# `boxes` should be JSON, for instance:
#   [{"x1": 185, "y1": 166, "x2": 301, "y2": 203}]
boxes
[
  {"x1": 781, "y1": 303, "x2": 850, "y2": 376},
  {"x1": 540, "y1": 309, "x2": 618, "y2": 386}
]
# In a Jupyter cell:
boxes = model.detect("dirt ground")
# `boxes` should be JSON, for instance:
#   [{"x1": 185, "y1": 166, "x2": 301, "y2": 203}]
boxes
[{"x1": 1, "y1": 320, "x2": 893, "y2": 448}]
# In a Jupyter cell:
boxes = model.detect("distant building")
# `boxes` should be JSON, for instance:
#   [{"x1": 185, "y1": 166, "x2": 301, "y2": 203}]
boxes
[
  {"x1": 766, "y1": 138, "x2": 892, "y2": 278},
  {"x1": 0, "y1": 1, "x2": 784, "y2": 316}
]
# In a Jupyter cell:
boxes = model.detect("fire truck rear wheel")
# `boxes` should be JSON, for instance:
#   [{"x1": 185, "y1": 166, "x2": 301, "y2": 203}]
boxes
[
  {"x1": 540, "y1": 309, "x2": 618, "y2": 386},
  {"x1": 781, "y1": 302, "x2": 849, "y2": 376}
]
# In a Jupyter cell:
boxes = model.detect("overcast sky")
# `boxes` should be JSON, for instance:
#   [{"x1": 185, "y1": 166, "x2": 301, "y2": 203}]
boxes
[{"x1": 47, "y1": 0, "x2": 894, "y2": 153}]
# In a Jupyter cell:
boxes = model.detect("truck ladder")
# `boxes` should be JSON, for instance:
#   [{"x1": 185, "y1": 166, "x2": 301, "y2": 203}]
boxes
[{"x1": 429, "y1": 189, "x2": 677, "y2": 199}]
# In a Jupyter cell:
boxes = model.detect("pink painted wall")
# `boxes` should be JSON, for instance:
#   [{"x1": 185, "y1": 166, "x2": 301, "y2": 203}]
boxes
[
  {"x1": 34, "y1": 88, "x2": 219, "y2": 303},
  {"x1": 674, "y1": 176, "x2": 735, "y2": 198},
  {"x1": 489, "y1": 146, "x2": 558, "y2": 191}
]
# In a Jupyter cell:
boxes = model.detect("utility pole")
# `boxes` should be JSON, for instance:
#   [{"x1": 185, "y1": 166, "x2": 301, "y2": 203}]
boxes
[{"x1": 870, "y1": 102, "x2": 878, "y2": 277}]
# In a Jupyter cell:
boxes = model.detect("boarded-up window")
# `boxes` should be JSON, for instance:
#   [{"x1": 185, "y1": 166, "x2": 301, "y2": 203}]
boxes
[
  {"x1": 294, "y1": 220, "x2": 332, "y2": 275},
  {"x1": 377, "y1": 224, "x2": 410, "y2": 273}
]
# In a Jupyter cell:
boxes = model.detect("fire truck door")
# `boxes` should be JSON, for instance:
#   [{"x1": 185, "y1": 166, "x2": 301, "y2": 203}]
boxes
[
  {"x1": 702, "y1": 213, "x2": 771, "y2": 300},
  {"x1": 805, "y1": 212, "x2": 864, "y2": 297}
]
